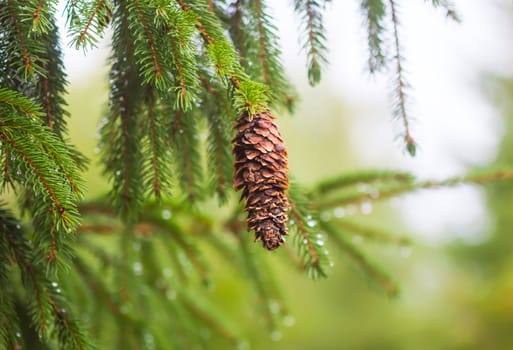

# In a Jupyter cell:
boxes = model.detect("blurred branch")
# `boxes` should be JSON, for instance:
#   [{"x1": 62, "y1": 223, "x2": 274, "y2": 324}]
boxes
[{"x1": 315, "y1": 169, "x2": 513, "y2": 209}]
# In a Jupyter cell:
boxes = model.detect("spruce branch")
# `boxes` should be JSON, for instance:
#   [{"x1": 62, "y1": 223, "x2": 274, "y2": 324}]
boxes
[
  {"x1": 328, "y1": 219, "x2": 411, "y2": 246},
  {"x1": 425, "y1": 0, "x2": 460, "y2": 22},
  {"x1": 141, "y1": 87, "x2": 172, "y2": 201},
  {"x1": 140, "y1": 211, "x2": 211, "y2": 285},
  {"x1": 3, "y1": 216, "x2": 52, "y2": 336},
  {"x1": 293, "y1": 0, "x2": 328, "y2": 85},
  {"x1": 1, "y1": 206, "x2": 93, "y2": 348},
  {"x1": 287, "y1": 182, "x2": 331, "y2": 278},
  {"x1": 248, "y1": 0, "x2": 296, "y2": 110},
  {"x1": 168, "y1": 109, "x2": 204, "y2": 203},
  {"x1": 315, "y1": 169, "x2": 415, "y2": 195},
  {"x1": 0, "y1": 87, "x2": 40, "y2": 116},
  {"x1": 228, "y1": 0, "x2": 246, "y2": 61},
  {"x1": 389, "y1": 0, "x2": 416, "y2": 156},
  {"x1": 321, "y1": 219, "x2": 399, "y2": 295},
  {"x1": 360, "y1": 0, "x2": 387, "y2": 73},
  {"x1": 157, "y1": 6, "x2": 200, "y2": 110},
  {"x1": 127, "y1": 0, "x2": 172, "y2": 90},
  {"x1": 20, "y1": 0, "x2": 59, "y2": 35},
  {"x1": 145, "y1": 88, "x2": 161, "y2": 198},
  {"x1": 0, "y1": 107, "x2": 83, "y2": 236},
  {"x1": 3, "y1": 0, "x2": 42, "y2": 77},
  {"x1": 237, "y1": 235, "x2": 281, "y2": 331},
  {"x1": 66, "y1": 0, "x2": 112, "y2": 49},
  {"x1": 176, "y1": 0, "x2": 270, "y2": 116},
  {"x1": 100, "y1": 0, "x2": 145, "y2": 221},
  {"x1": 199, "y1": 74, "x2": 234, "y2": 202},
  {"x1": 315, "y1": 169, "x2": 513, "y2": 209}
]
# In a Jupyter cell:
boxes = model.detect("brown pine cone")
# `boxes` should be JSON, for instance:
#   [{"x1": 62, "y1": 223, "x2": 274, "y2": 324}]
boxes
[{"x1": 233, "y1": 111, "x2": 289, "y2": 250}]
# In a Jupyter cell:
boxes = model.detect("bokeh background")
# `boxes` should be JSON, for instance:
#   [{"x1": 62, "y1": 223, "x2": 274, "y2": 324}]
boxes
[{"x1": 60, "y1": 1, "x2": 513, "y2": 348}]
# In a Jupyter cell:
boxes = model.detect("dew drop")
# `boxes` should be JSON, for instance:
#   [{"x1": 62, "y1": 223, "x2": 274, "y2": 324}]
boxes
[
  {"x1": 269, "y1": 300, "x2": 280, "y2": 314},
  {"x1": 161, "y1": 209, "x2": 172, "y2": 220},
  {"x1": 289, "y1": 219, "x2": 295, "y2": 225},
  {"x1": 15, "y1": 224, "x2": 21, "y2": 230},
  {"x1": 347, "y1": 204, "x2": 357, "y2": 215},
  {"x1": 303, "y1": 239, "x2": 308, "y2": 245},
  {"x1": 166, "y1": 289, "x2": 177, "y2": 300},
  {"x1": 132, "y1": 261, "x2": 143, "y2": 275},
  {"x1": 352, "y1": 236, "x2": 363, "y2": 244},
  {"x1": 120, "y1": 305, "x2": 129, "y2": 314},
  {"x1": 15, "y1": 332, "x2": 21, "y2": 338},
  {"x1": 320, "y1": 211, "x2": 332, "y2": 221},
  {"x1": 357, "y1": 183, "x2": 369, "y2": 193},
  {"x1": 370, "y1": 190, "x2": 380, "y2": 199},
  {"x1": 94, "y1": 147, "x2": 101, "y2": 154},
  {"x1": 360, "y1": 201, "x2": 373, "y2": 215},
  {"x1": 55, "y1": 288, "x2": 62, "y2": 293},
  {"x1": 200, "y1": 327, "x2": 211, "y2": 339},
  {"x1": 271, "y1": 330, "x2": 282, "y2": 341},
  {"x1": 316, "y1": 240, "x2": 325, "y2": 247},
  {"x1": 283, "y1": 315, "x2": 296, "y2": 327},
  {"x1": 144, "y1": 332, "x2": 155, "y2": 349},
  {"x1": 306, "y1": 219, "x2": 317, "y2": 228},
  {"x1": 51, "y1": 281, "x2": 58, "y2": 287},
  {"x1": 333, "y1": 207, "x2": 345, "y2": 218},
  {"x1": 401, "y1": 247, "x2": 412, "y2": 258},
  {"x1": 329, "y1": 261, "x2": 335, "y2": 267},
  {"x1": 237, "y1": 341, "x2": 250, "y2": 350},
  {"x1": 163, "y1": 267, "x2": 173, "y2": 278},
  {"x1": 115, "y1": 170, "x2": 122, "y2": 176}
]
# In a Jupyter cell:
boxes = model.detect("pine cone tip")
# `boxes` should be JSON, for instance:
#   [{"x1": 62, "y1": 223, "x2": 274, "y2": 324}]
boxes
[{"x1": 255, "y1": 228, "x2": 286, "y2": 251}]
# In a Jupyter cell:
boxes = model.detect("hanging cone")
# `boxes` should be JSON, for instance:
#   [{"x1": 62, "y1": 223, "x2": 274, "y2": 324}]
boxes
[{"x1": 233, "y1": 110, "x2": 289, "y2": 250}]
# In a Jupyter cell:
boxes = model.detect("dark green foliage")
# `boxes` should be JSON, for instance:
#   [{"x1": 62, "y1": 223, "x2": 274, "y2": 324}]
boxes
[
  {"x1": 0, "y1": 0, "x2": 47, "y2": 78},
  {"x1": 2, "y1": 0, "x2": 510, "y2": 348},
  {"x1": 0, "y1": 204, "x2": 92, "y2": 350},
  {"x1": 200, "y1": 74, "x2": 235, "y2": 202},
  {"x1": 169, "y1": 109, "x2": 204, "y2": 203},
  {"x1": 0, "y1": 88, "x2": 84, "y2": 271}
]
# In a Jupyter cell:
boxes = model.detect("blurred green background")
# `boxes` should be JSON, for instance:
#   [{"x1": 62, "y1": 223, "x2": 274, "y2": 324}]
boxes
[{"x1": 63, "y1": 2, "x2": 513, "y2": 348}]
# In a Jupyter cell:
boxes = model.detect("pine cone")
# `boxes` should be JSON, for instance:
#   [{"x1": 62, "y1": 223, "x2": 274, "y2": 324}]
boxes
[{"x1": 233, "y1": 111, "x2": 289, "y2": 250}]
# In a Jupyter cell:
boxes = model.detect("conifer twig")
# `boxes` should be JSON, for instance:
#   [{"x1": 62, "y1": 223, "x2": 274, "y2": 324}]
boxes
[
  {"x1": 78, "y1": 0, "x2": 106, "y2": 45},
  {"x1": 7, "y1": 0, "x2": 33, "y2": 74},
  {"x1": 316, "y1": 169, "x2": 513, "y2": 209},
  {"x1": 320, "y1": 220, "x2": 399, "y2": 296},
  {"x1": 389, "y1": 0, "x2": 416, "y2": 156}
]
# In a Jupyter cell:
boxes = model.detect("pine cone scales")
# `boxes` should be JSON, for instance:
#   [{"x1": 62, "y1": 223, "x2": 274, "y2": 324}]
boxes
[{"x1": 233, "y1": 111, "x2": 289, "y2": 250}]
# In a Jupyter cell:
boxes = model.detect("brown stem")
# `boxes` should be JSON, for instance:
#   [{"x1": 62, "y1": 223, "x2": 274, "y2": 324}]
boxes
[
  {"x1": 7, "y1": 0, "x2": 32, "y2": 72},
  {"x1": 133, "y1": 0, "x2": 162, "y2": 78},
  {"x1": 78, "y1": 0, "x2": 106, "y2": 44}
]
